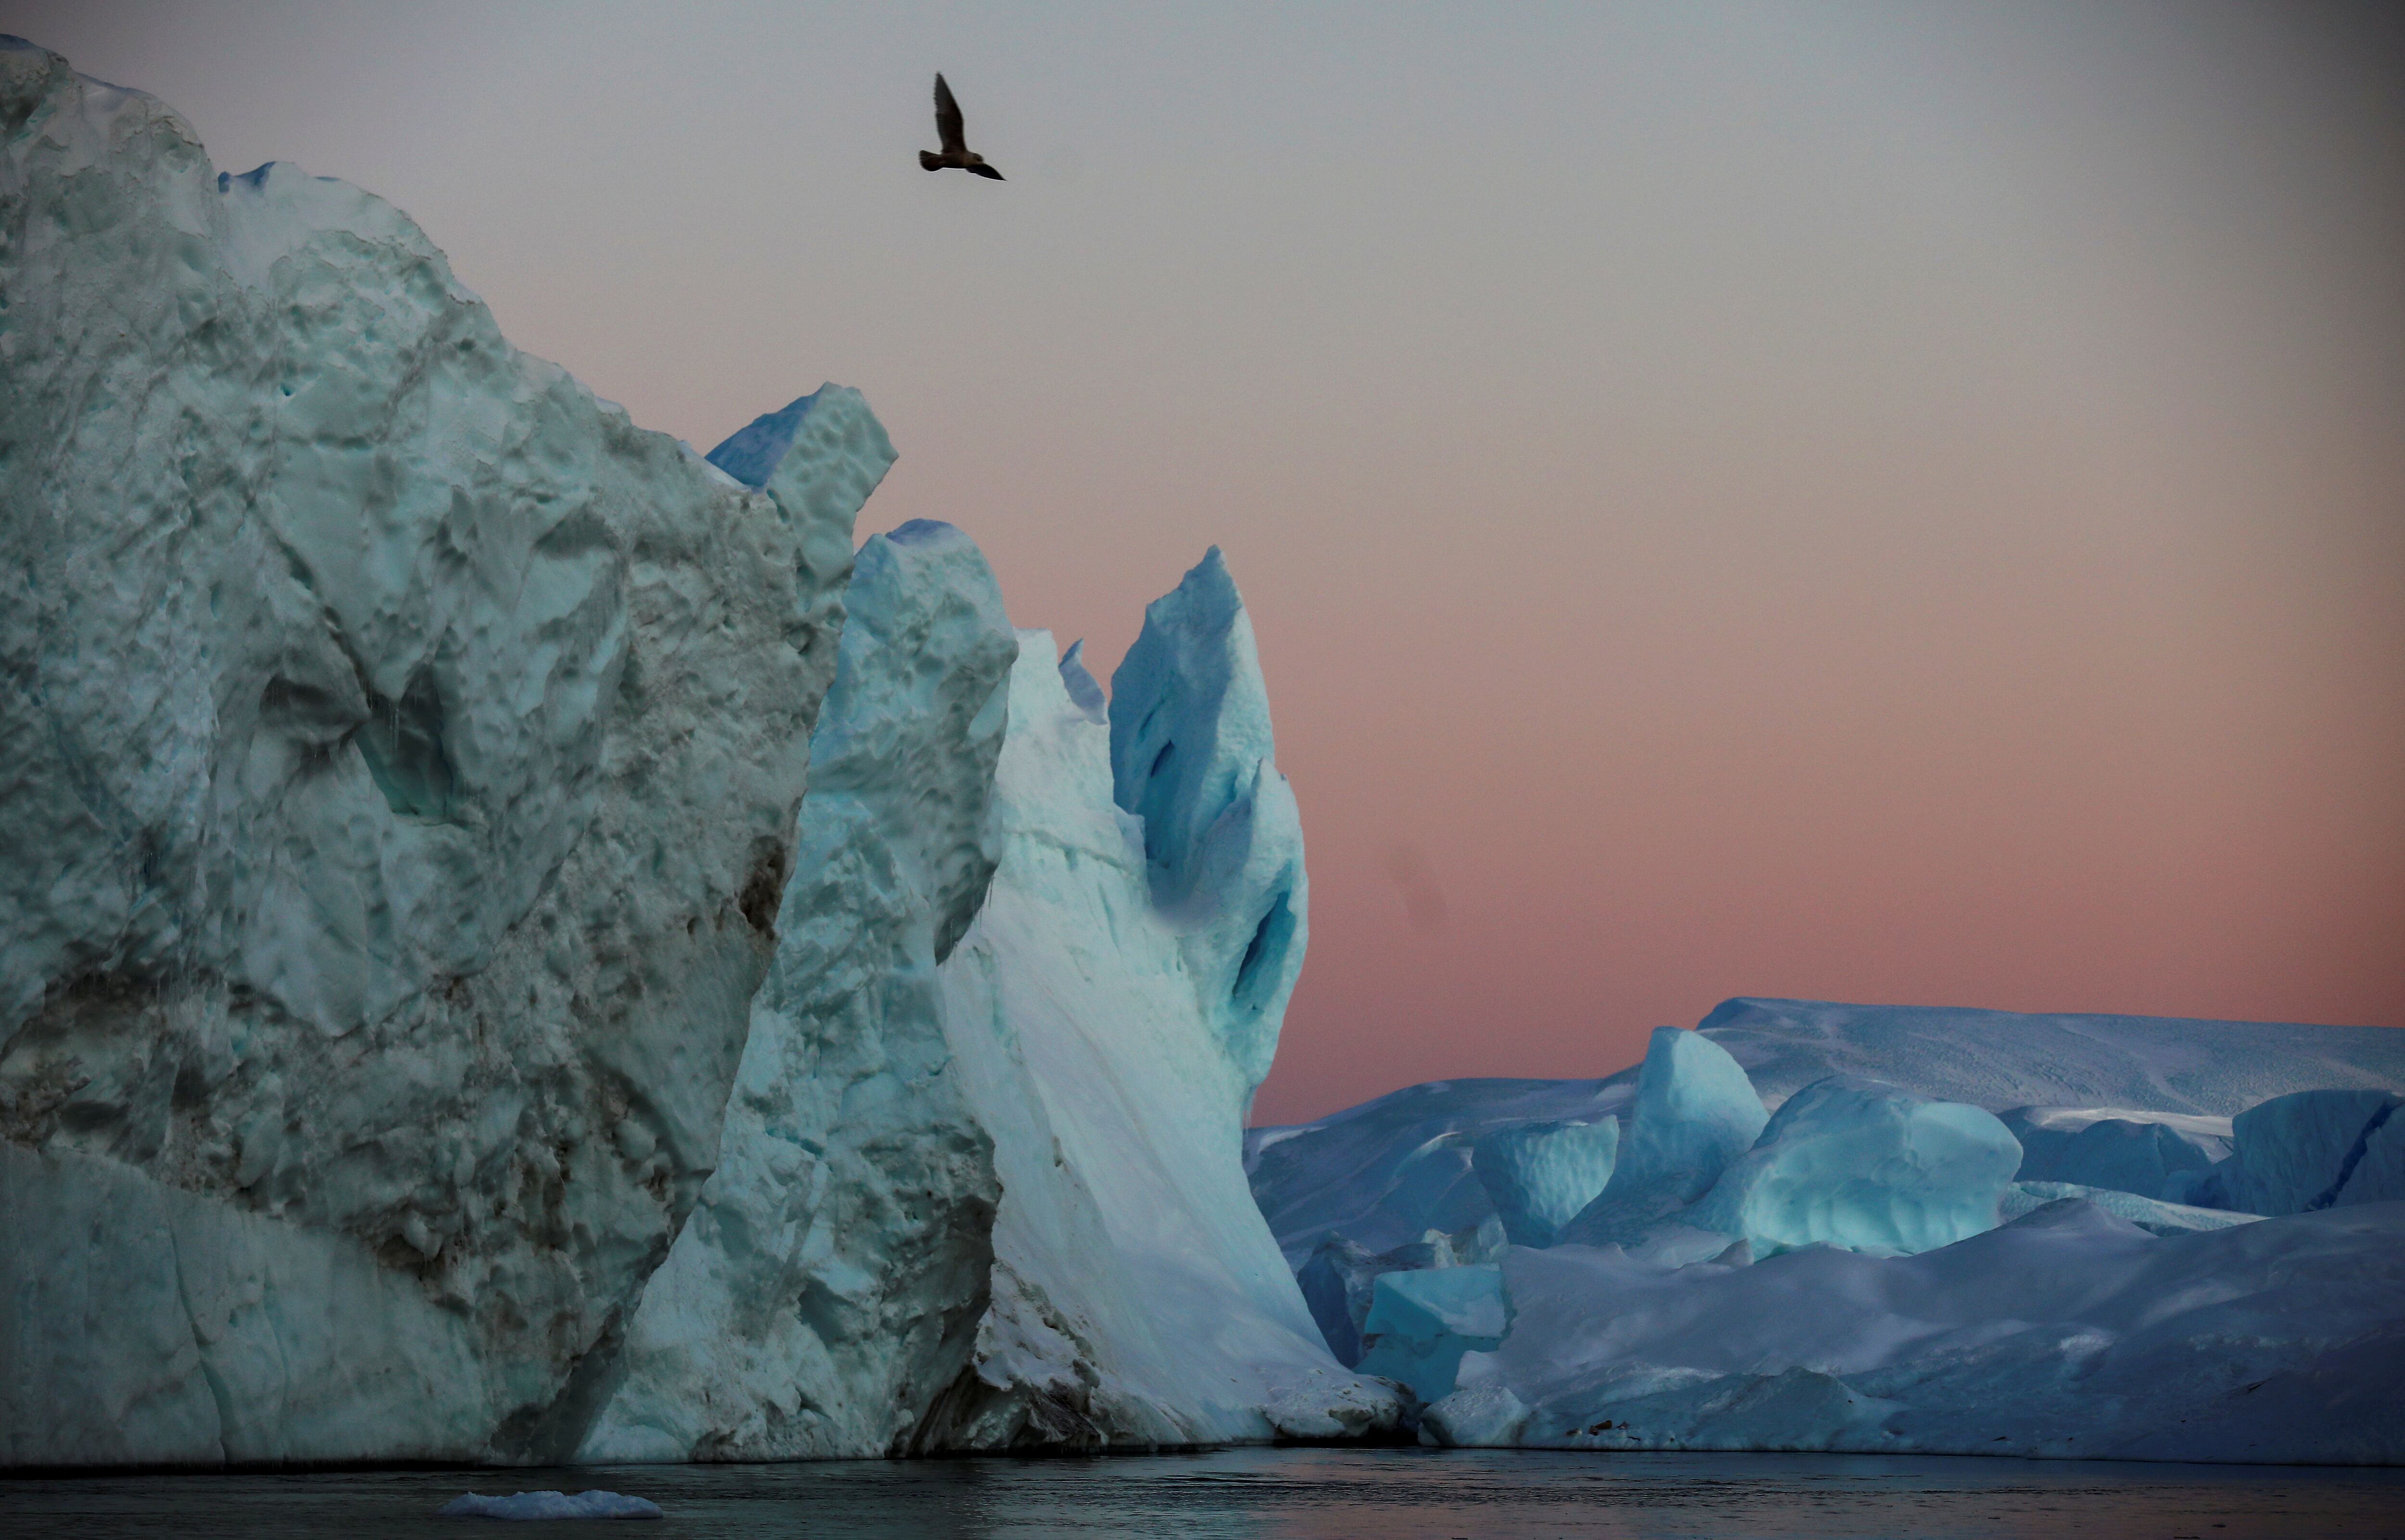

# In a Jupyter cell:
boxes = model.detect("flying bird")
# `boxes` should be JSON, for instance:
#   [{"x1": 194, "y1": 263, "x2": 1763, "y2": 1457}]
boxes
[{"x1": 920, "y1": 73, "x2": 1004, "y2": 180}]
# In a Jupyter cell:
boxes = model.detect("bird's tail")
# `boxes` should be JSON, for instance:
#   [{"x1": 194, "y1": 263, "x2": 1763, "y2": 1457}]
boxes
[{"x1": 918, "y1": 151, "x2": 942, "y2": 171}]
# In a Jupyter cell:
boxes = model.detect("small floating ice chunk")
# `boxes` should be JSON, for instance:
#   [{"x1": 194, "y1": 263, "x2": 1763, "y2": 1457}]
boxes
[{"x1": 439, "y1": 1490, "x2": 663, "y2": 1520}]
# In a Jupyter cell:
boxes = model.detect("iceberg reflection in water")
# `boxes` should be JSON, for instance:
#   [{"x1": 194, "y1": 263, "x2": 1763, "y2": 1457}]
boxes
[{"x1": 10, "y1": 1449, "x2": 2402, "y2": 1539}]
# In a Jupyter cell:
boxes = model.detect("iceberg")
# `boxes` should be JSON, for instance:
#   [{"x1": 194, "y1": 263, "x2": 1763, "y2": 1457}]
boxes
[
  {"x1": 578, "y1": 523, "x2": 1016, "y2": 1462},
  {"x1": 1256, "y1": 1003, "x2": 2404, "y2": 1463},
  {"x1": 0, "y1": 40, "x2": 883, "y2": 1466},
  {"x1": 1252, "y1": 998, "x2": 2405, "y2": 1267},
  {"x1": 1353, "y1": 1264, "x2": 1509, "y2": 1401},
  {"x1": 1554, "y1": 1028, "x2": 1766, "y2": 1248},
  {"x1": 1472, "y1": 1117, "x2": 1620, "y2": 1247},
  {"x1": 2204, "y1": 1088, "x2": 2402, "y2": 1216},
  {"x1": 439, "y1": 1490, "x2": 662, "y2": 1521},
  {"x1": 1246, "y1": 1078, "x2": 1626, "y2": 1262},
  {"x1": 1675, "y1": 1075, "x2": 2022, "y2": 1258},
  {"x1": 1294, "y1": 1223, "x2": 1502, "y2": 1368},
  {"x1": 2000, "y1": 1106, "x2": 2229, "y2": 1199}
]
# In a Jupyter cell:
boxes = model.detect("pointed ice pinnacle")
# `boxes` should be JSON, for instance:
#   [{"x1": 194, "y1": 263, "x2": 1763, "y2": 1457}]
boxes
[
  {"x1": 1058, "y1": 639, "x2": 1108, "y2": 722},
  {"x1": 706, "y1": 387, "x2": 899, "y2": 675},
  {"x1": 1108, "y1": 548, "x2": 1306, "y2": 1100}
]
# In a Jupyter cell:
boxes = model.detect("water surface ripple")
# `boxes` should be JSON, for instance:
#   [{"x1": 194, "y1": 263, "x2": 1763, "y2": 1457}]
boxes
[{"x1": 9, "y1": 1447, "x2": 2400, "y2": 1538}]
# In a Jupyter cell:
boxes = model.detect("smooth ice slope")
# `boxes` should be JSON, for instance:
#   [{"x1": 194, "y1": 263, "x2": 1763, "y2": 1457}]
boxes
[
  {"x1": 1433, "y1": 1200, "x2": 2405, "y2": 1464},
  {"x1": 923, "y1": 624, "x2": 1399, "y2": 1449},
  {"x1": 580, "y1": 524, "x2": 1016, "y2": 1462},
  {"x1": 0, "y1": 42, "x2": 886, "y2": 1466},
  {"x1": 1677, "y1": 1076, "x2": 2022, "y2": 1257},
  {"x1": 1473, "y1": 1118, "x2": 1620, "y2": 1247},
  {"x1": 1556, "y1": 1028, "x2": 1767, "y2": 1248}
]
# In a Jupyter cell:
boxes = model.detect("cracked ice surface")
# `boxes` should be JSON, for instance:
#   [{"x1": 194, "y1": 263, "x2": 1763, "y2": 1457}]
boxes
[{"x1": 579, "y1": 524, "x2": 1016, "y2": 1463}]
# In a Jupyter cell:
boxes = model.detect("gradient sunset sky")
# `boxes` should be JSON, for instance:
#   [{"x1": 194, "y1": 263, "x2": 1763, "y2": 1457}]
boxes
[{"x1": 17, "y1": 1, "x2": 2401, "y2": 1125}]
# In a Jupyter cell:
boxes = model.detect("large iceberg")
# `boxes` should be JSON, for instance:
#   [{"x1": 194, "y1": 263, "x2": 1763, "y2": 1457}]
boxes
[
  {"x1": 2, "y1": 37, "x2": 1380, "y2": 1469},
  {"x1": 0, "y1": 40, "x2": 885, "y2": 1465}
]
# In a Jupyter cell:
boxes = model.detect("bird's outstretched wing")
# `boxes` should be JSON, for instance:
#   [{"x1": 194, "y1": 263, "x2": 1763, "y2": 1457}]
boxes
[
  {"x1": 967, "y1": 163, "x2": 1004, "y2": 180},
  {"x1": 933, "y1": 73, "x2": 967, "y2": 155}
]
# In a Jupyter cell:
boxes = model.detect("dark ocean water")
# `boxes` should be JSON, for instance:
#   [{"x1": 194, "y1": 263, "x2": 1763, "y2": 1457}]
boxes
[{"x1": 8, "y1": 1447, "x2": 2401, "y2": 1539}]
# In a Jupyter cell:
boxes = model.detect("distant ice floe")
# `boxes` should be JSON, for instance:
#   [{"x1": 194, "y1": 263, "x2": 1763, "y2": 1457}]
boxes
[
  {"x1": 1250, "y1": 999, "x2": 2405, "y2": 1464},
  {"x1": 439, "y1": 1490, "x2": 662, "y2": 1520}
]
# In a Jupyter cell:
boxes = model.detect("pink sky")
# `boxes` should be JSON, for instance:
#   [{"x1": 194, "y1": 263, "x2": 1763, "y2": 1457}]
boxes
[{"x1": 20, "y1": 1, "x2": 2402, "y2": 1124}]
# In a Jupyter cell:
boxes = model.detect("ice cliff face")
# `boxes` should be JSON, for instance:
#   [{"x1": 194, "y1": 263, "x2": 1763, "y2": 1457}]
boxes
[
  {"x1": 0, "y1": 41, "x2": 889, "y2": 1464},
  {"x1": 577, "y1": 523, "x2": 1016, "y2": 1463},
  {"x1": 921, "y1": 618, "x2": 1398, "y2": 1449}
]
